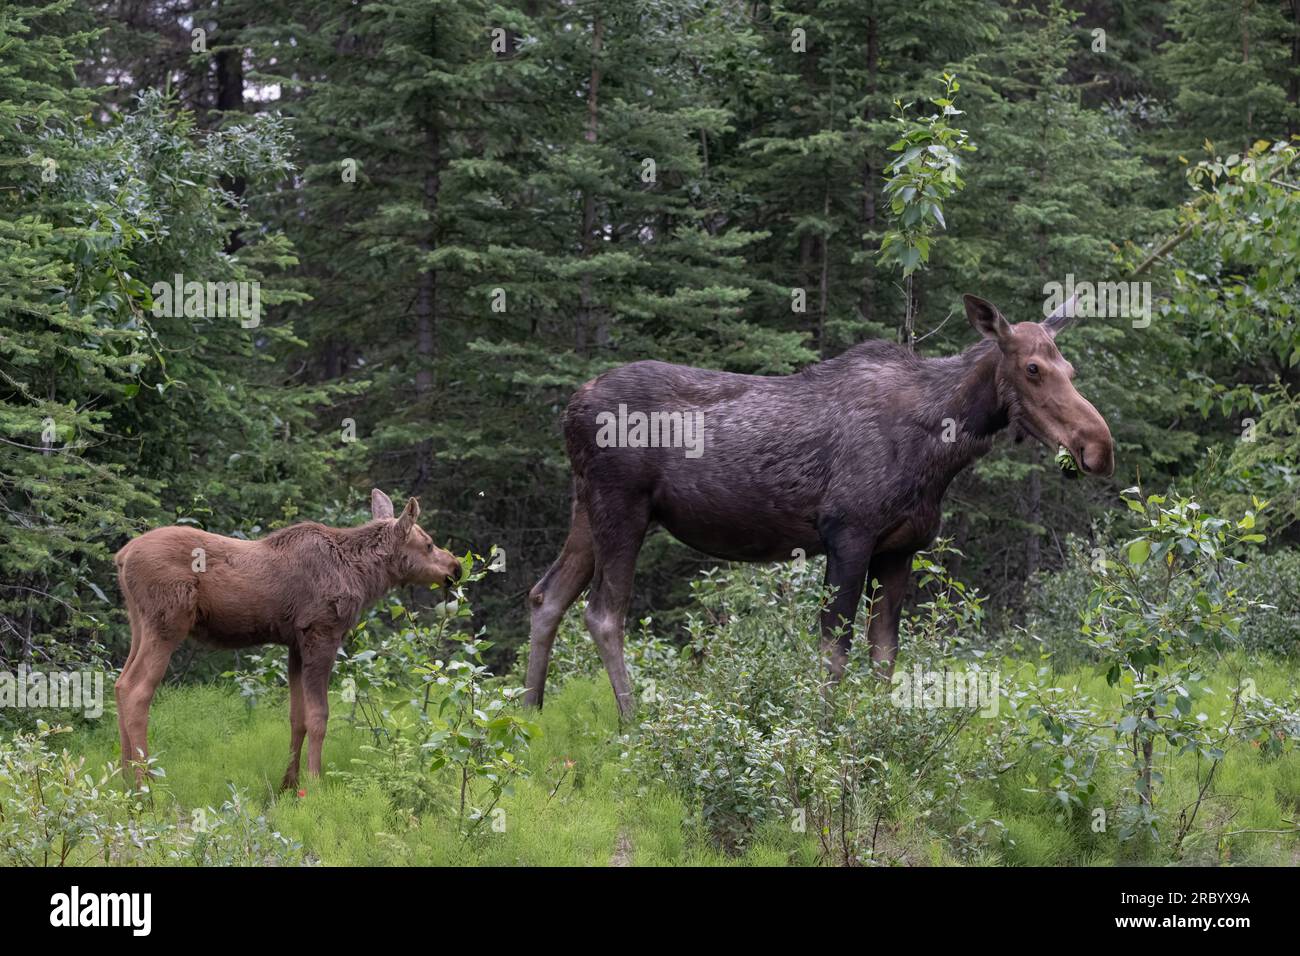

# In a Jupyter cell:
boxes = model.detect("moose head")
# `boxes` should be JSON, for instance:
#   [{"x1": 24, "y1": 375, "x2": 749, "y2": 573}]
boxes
[
  {"x1": 964, "y1": 293, "x2": 1115, "y2": 477},
  {"x1": 369, "y1": 488, "x2": 461, "y2": 587}
]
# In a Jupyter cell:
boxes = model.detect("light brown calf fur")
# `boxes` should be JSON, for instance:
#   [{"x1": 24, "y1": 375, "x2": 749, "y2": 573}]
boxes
[{"x1": 113, "y1": 489, "x2": 459, "y2": 789}]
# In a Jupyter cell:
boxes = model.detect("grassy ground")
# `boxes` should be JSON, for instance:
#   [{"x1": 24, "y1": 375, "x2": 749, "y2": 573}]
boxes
[
  {"x1": 974, "y1": 655, "x2": 1300, "y2": 867},
  {"x1": 65, "y1": 676, "x2": 787, "y2": 865},
  {"x1": 54, "y1": 654, "x2": 1300, "y2": 866}
]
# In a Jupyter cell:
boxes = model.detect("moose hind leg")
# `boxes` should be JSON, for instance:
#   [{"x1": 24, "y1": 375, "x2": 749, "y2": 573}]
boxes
[
  {"x1": 118, "y1": 578, "x2": 194, "y2": 787},
  {"x1": 523, "y1": 503, "x2": 595, "y2": 709},
  {"x1": 118, "y1": 623, "x2": 182, "y2": 787},
  {"x1": 115, "y1": 603, "x2": 144, "y2": 781},
  {"x1": 584, "y1": 496, "x2": 649, "y2": 721}
]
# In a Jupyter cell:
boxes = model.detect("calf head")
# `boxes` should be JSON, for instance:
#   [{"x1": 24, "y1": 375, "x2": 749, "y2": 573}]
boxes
[
  {"x1": 370, "y1": 488, "x2": 461, "y2": 586},
  {"x1": 964, "y1": 294, "x2": 1115, "y2": 477}
]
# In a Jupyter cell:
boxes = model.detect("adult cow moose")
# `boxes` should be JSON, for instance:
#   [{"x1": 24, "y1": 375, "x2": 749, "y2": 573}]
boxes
[{"x1": 524, "y1": 294, "x2": 1113, "y2": 719}]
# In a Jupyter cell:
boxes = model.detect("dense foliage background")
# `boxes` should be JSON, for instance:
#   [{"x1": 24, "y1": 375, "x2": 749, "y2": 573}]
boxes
[
  {"x1": 3, "y1": 0, "x2": 1300, "y2": 870},
  {"x1": 3, "y1": 0, "x2": 1299, "y2": 669}
]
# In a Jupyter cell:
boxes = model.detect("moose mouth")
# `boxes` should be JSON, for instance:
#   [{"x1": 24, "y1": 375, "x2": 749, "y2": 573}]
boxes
[{"x1": 1014, "y1": 419, "x2": 1088, "y2": 477}]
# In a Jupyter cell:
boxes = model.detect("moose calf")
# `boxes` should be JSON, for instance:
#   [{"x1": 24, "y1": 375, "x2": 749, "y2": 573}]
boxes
[{"x1": 113, "y1": 489, "x2": 459, "y2": 789}]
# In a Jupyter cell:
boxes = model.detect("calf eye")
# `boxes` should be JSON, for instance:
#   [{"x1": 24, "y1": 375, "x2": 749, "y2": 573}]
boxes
[
  {"x1": 1027, "y1": 362, "x2": 1039, "y2": 376},
  {"x1": 427, "y1": 542, "x2": 434, "y2": 552}
]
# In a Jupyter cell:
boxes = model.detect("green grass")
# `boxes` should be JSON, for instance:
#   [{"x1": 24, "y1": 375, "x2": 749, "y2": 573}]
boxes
[
  {"x1": 50, "y1": 655, "x2": 1300, "y2": 866},
  {"x1": 63, "y1": 676, "x2": 774, "y2": 865},
  {"x1": 964, "y1": 654, "x2": 1300, "y2": 866}
]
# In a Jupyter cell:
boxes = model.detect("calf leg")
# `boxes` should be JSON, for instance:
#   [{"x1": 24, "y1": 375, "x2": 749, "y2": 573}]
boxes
[
  {"x1": 523, "y1": 501, "x2": 595, "y2": 709},
  {"x1": 302, "y1": 636, "x2": 341, "y2": 779},
  {"x1": 584, "y1": 494, "x2": 649, "y2": 721},
  {"x1": 280, "y1": 643, "x2": 306, "y2": 791},
  {"x1": 115, "y1": 689, "x2": 132, "y2": 782},
  {"x1": 117, "y1": 625, "x2": 181, "y2": 787},
  {"x1": 818, "y1": 530, "x2": 874, "y2": 680},
  {"x1": 865, "y1": 550, "x2": 913, "y2": 677},
  {"x1": 115, "y1": 604, "x2": 144, "y2": 781}
]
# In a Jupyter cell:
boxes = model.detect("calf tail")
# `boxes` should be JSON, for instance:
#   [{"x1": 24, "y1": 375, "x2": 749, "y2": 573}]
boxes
[
  {"x1": 114, "y1": 541, "x2": 143, "y2": 670},
  {"x1": 114, "y1": 539, "x2": 136, "y2": 598}
]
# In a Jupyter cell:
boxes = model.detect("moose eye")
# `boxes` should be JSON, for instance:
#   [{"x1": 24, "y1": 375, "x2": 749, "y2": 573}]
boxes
[
  {"x1": 1026, "y1": 362, "x2": 1040, "y2": 376},
  {"x1": 426, "y1": 542, "x2": 434, "y2": 553}
]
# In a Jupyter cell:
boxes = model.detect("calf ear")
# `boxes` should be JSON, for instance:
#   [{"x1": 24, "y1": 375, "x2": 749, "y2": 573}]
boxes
[
  {"x1": 371, "y1": 488, "x2": 395, "y2": 520},
  {"x1": 964, "y1": 294, "x2": 1012, "y2": 346},
  {"x1": 394, "y1": 496, "x2": 420, "y2": 539}
]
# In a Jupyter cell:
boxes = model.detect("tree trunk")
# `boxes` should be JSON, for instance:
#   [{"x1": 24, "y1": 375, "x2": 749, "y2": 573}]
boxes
[
  {"x1": 412, "y1": 118, "x2": 441, "y2": 493},
  {"x1": 577, "y1": 17, "x2": 604, "y2": 353},
  {"x1": 1291, "y1": 0, "x2": 1300, "y2": 137},
  {"x1": 859, "y1": 15, "x2": 879, "y2": 326},
  {"x1": 214, "y1": 8, "x2": 246, "y2": 254},
  {"x1": 1243, "y1": 0, "x2": 1254, "y2": 144},
  {"x1": 1140, "y1": 705, "x2": 1156, "y2": 806},
  {"x1": 214, "y1": 34, "x2": 244, "y2": 113},
  {"x1": 818, "y1": 183, "x2": 830, "y2": 356},
  {"x1": 1025, "y1": 466, "x2": 1042, "y2": 579},
  {"x1": 416, "y1": 123, "x2": 441, "y2": 397},
  {"x1": 902, "y1": 274, "x2": 922, "y2": 350}
]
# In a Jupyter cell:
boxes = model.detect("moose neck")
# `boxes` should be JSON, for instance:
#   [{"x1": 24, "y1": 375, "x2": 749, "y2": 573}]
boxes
[
  {"x1": 333, "y1": 522, "x2": 405, "y2": 614},
  {"x1": 919, "y1": 341, "x2": 1009, "y2": 483}
]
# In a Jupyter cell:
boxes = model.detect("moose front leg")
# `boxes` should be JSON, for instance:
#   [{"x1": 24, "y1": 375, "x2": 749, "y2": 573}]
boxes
[
  {"x1": 818, "y1": 531, "x2": 874, "y2": 680},
  {"x1": 865, "y1": 550, "x2": 913, "y2": 678},
  {"x1": 300, "y1": 632, "x2": 343, "y2": 781}
]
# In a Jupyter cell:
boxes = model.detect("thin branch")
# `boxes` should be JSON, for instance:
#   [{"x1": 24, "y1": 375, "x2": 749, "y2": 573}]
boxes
[{"x1": 913, "y1": 308, "x2": 955, "y2": 345}]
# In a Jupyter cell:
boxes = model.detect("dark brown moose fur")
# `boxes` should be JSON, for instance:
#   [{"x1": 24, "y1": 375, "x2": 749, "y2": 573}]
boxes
[
  {"x1": 524, "y1": 294, "x2": 1115, "y2": 718},
  {"x1": 113, "y1": 489, "x2": 459, "y2": 788}
]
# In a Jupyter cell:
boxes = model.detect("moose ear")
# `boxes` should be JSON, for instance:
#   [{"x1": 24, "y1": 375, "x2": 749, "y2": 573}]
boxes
[
  {"x1": 394, "y1": 496, "x2": 420, "y2": 538},
  {"x1": 370, "y1": 488, "x2": 395, "y2": 520},
  {"x1": 964, "y1": 294, "x2": 1012, "y2": 345},
  {"x1": 1042, "y1": 293, "x2": 1079, "y2": 338}
]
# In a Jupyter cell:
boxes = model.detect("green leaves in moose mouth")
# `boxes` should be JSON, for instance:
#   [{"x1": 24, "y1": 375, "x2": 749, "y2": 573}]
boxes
[{"x1": 1056, "y1": 445, "x2": 1079, "y2": 477}]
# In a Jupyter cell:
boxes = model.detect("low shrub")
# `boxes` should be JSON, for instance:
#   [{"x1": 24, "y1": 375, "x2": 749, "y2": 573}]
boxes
[
  {"x1": 0, "y1": 723, "x2": 304, "y2": 866},
  {"x1": 631, "y1": 543, "x2": 1007, "y2": 864},
  {"x1": 328, "y1": 552, "x2": 538, "y2": 837}
]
